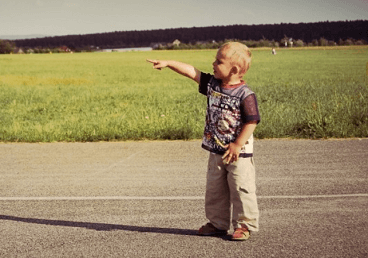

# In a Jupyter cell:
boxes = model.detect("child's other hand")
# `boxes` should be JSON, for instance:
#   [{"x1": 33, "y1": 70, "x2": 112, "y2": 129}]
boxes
[
  {"x1": 146, "y1": 59, "x2": 168, "y2": 70},
  {"x1": 222, "y1": 142, "x2": 242, "y2": 164}
]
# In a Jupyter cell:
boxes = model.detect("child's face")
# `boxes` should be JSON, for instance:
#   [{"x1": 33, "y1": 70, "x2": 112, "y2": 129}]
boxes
[{"x1": 212, "y1": 49, "x2": 234, "y2": 81}]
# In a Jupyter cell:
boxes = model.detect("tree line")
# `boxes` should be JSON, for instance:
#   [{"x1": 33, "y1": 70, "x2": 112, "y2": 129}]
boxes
[{"x1": 4, "y1": 19, "x2": 368, "y2": 53}]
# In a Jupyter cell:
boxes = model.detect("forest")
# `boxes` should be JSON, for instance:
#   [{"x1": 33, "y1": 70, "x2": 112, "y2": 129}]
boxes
[{"x1": 7, "y1": 19, "x2": 368, "y2": 52}]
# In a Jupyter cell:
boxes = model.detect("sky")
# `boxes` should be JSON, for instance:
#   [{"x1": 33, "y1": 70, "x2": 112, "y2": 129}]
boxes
[{"x1": 0, "y1": 0, "x2": 367, "y2": 38}]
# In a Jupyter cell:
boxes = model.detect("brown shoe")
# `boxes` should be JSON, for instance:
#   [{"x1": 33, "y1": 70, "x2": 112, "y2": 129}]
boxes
[{"x1": 198, "y1": 223, "x2": 227, "y2": 236}]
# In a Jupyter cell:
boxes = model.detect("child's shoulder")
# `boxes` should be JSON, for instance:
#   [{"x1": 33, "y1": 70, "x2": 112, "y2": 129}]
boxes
[
  {"x1": 241, "y1": 83, "x2": 254, "y2": 94},
  {"x1": 200, "y1": 72, "x2": 218, "y2": 85},
  {"x1": 242, "y1": 84, "x2": 258, "y2": 102}
]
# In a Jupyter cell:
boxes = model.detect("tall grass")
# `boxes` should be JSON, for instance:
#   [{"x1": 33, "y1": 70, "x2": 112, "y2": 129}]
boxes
[
  {"x1": 248, "y1": 47, "x2": 368, "y2": 138},
  {"x1": 0, "y1": 47, "x2": 367, "y2": 142}
]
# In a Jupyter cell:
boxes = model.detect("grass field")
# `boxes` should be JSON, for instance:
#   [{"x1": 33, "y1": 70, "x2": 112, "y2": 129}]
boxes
[{"x1": 0, "y1": 46, "x2": 367, "y2": 142}]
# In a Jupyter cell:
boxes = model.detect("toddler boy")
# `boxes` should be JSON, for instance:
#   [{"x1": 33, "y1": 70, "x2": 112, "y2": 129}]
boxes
[{"x1": 147, "y1": 42, "x2": 260, "y2": 240}]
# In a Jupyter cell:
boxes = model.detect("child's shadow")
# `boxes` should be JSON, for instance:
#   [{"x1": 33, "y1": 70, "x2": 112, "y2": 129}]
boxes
[{"x1": 0, "y1": 214, "x2": 198, "y2": 236}]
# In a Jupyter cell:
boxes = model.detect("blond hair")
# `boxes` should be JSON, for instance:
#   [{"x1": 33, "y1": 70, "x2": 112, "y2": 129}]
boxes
[{"x1": 219, "y1": 42, "x2": 252, "y2": 76}]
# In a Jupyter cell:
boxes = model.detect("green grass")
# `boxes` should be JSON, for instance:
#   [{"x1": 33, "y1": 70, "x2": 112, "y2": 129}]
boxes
[{"x1": 0, "y1": 46, "x2": 367, "y2": 142}]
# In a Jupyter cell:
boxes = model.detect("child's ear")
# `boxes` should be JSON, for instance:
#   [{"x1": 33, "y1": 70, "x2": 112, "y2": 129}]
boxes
[{"x1": 231, "y1": 66, "x2": 240, "y2": 75}]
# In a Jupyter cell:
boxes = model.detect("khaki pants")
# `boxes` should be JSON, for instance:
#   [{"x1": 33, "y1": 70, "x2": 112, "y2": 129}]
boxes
[{"x1": 205, "y1": 153, "x2": 259, "y2": 231}]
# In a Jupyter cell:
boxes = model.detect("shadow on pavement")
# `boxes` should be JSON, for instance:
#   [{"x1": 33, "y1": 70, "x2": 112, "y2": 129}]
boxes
[{"x1": 0, "y1": 214, "x2": 198, "y2": 236}]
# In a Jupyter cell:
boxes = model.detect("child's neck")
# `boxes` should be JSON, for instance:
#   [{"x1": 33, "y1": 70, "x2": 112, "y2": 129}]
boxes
[{"x1": 221, "y1": 78, "x2": 244, "y2": 88}]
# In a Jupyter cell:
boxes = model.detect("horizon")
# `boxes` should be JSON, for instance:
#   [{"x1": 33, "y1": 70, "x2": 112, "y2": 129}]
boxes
[
  {"x1": 1, "y1": 18, "x2": 366, "y2": 41},
  {"x1": 1, "y1": 0, "x2": 367, "y2": 40}
]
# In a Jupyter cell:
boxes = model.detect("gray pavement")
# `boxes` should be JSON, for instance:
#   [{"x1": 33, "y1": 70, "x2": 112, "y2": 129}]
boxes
[{"x1": 0, "y1": 139, "x2": 367, "y2": 257}]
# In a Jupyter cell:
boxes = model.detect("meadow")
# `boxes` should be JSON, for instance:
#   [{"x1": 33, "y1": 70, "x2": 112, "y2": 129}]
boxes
[{"x1": 0, "y1": 46, "x2": 367, "y2": 142}]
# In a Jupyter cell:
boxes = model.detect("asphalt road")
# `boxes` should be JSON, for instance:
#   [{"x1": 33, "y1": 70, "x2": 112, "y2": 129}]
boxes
[{"x1": 0, "y1": 139, "x2": 367, "y2": 258}]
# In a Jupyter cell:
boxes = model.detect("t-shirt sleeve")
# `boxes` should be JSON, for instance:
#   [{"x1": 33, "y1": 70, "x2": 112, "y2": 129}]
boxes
[
  {"x1": 199, "y1": 72, "x2": 212, "y2": 95},
  {"x1": 240, "y1": 94, "x2": 261, "y2": 124}
]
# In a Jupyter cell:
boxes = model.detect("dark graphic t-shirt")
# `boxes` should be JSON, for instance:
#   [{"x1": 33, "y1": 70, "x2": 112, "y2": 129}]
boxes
[{"x1": 199, "y1": 73, "x2": 260, "y2": 157}]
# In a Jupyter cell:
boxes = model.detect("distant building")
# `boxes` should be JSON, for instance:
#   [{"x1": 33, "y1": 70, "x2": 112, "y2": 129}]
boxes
[
  {"x1": 289, "y1": 38, "x2": 293, "y2": 47},
  {"x1": 13, "y1": 48, "x2": 24, "y2": 54},
  {"x1": 282, "y1": 37, "x2": 294, "y2": 47},
  {"x1": 172, "y1": 39, "x2": 181, "y2": 46},
  {"x1": 59, "y1": 46, "x2": 71, "y2": 52},
  {"x1": 102, "y1": 47, "x2": 152, "y2": 52}
]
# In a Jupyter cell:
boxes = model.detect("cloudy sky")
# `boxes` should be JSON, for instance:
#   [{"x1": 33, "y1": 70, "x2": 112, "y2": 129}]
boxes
[{"x1": 0, "y1": 0, "x2": 367, "y2": 37}]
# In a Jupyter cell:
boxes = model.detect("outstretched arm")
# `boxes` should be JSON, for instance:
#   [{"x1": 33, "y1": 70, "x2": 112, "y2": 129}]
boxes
[{"x1": 147, "y1": 59, "x2": 201, "y2": 84}]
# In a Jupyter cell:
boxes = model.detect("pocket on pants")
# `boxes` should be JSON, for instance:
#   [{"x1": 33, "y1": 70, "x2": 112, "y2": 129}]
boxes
[{"x1": 227, "y1": 158, "x2": 256, "y2": 194}]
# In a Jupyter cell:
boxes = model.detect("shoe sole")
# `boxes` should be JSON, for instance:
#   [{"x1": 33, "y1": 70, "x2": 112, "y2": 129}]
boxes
[
  {"x1": 231, "y1": 236, "x2": 250, "y2": 241},
  {"x1": 232, "y1": 231, "x2": 250, "y2": 240}
]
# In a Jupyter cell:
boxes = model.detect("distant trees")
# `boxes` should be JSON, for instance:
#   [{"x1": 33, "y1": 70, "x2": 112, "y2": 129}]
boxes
[
  {"x1": 154, "y1": 37, "x2": 366, "y2": 50},
  {"x1": 7, "y1": 20, "x2": 368, "y2": 53},
  {"x1": 0, "y1": 40, "x2": 15, "y2": 54}
]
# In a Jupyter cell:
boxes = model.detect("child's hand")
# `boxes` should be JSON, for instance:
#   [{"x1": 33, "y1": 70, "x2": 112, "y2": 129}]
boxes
[
  {"x1": 146, "y1": 59, "x2": 168, "y2": 70},
  {"x1": 222, "y1": 142, "x2": 242, "y2": 164}
]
